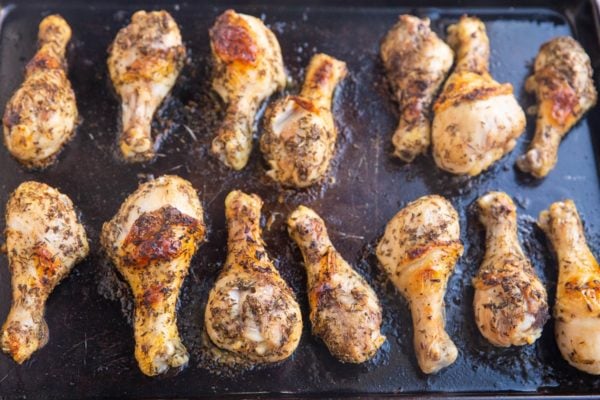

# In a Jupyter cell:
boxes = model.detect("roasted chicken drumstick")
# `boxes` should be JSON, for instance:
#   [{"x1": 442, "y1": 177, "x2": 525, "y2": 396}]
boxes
[
  {"x1": 517, "y1": 37, "x2": 597, "y2": 178},
  {"x1": 287, "y1": 205, "x2": 385, "y2": 363},
  {"x1": 377, "y1": 195, "x2": 463, "y2": 374},
  {"x1": 261, "y1": 54, "x2": 347, "y2": 188},
  {"x1": 1, "y1": 182, "x2": 89, "y2": 363},
  {"x1": 380, "y1": 15, "x2": 454, "y2": 162},
  {"x1": 101, "y1": 175, "x2": 205, "y2": 376},
  {"x1": 539, "y1": 200, "x2": 600, "y2": 374},
  {"x1": 474, "y1": 192, "x2": 548, "y2": 347},
  {"x1": 108, "y1": 10, "x2": 186, "y2": 162},
  {"x1": 432, "y1": 16, "x2": 526, "y2": 176},
  {"x1": 205, "y1": 191, "x2": 302, "y2": 363},
  {"x1": 210, "y1": 9, "x2": 286, "y2": 170},
  {"x1": 3, "y1": 15, "x2": 77, "y2": 169}
]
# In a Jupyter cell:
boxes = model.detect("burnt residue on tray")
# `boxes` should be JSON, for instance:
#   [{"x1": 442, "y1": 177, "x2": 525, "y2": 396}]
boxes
[{"x1": 0, "y1": 1, "x2": 600, "y2": 399}]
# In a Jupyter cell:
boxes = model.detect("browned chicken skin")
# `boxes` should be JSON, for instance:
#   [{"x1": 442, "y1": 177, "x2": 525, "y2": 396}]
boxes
[
  {"x1": 210, "y1": 10, "x2": 286, "y2": 170},
  {"x1": 101, "y1": 175, "x2": 205, "y2": 376},
  {"x1": 376, "y1": 195, "x2": 463, "y2": 374},
  {"x1": 108, "y1": 10, "x2": 186, "y2": 162},
  {"x1": 205, "y1": 191, "x2": 302, "y2": 363},
  {"x1": 432, "y1": 16, "x2": 526, "y2": 176},
  {"x1": 261, "y1": 53, "x2": 347, "y2": 188},
  {"x1": 3, "y1": 15, "x2": 78, "y2": 169},
  {"x1": 517, "y1": 37, "x2": 597, "y2": 178},
  {"x1": 539, "y1": 200, "x2": 600, "y2": 374},
  {"x1": 474, "y1": 192, "x2": 548, "y2": 347},
  {"x1": 287, "y1": 205, "x2": 385, "y2": 363},
  {"x1": 1, "y1": 182, "x2": 89, "y2": 363},
  {"x1": 380, "y1": 15, "x2": 454, "y2": 162}
]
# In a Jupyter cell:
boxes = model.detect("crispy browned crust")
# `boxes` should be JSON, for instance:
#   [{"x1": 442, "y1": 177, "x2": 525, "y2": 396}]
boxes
[
  {"x1": 122, "y1": 205, "x2": 204, "y2": 268},
  {"x1": 210, "y1": 9, "x2": 258, "y2": 65},
  {"x1": 434, "y1": 71, "x2": 513, "y2": 113},
  {"x1": 33, "y1": 244, "x2": 63, "y2": 287}
]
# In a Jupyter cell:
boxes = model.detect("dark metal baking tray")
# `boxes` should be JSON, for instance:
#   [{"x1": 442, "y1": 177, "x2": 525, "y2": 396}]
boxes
[{"x1": 1, "y1": 0, "x2": 600, "y2": 398}]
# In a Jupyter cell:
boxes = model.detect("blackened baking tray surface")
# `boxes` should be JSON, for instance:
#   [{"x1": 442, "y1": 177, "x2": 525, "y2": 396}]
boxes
[{"x1": 1, "y1": 0, "x2": 600, "y2": 398}]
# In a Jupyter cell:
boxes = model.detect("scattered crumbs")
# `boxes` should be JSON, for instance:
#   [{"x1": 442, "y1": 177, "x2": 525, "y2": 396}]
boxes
[
  {"x1": 183, "y1": 124, "x2": 198, "y2": 141},
  {"x1": 266, "y1": 211, "x2": 282, "y2": 231}
]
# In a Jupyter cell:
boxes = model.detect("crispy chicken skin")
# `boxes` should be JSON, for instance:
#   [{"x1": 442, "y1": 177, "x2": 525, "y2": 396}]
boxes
[
  {"x1": 287, "y1": 206, "x2": 385, "y2": 363},
  {"x1": 3, "y1": 15, "x2": 77, "y2": 169},
  {"x1": 261, "y1": 54, "x2": 347, "y2": 188},
  {"x1": 210, "y1": 9, "x2": 286, "y2": 170},
  {"x1": 101, "y1": 175, "x2": 205, "y2": 376},
  {"x1": 538, "y1": 200, "x2": 600, "y2": 375},
  {"x1": 432, "y1": 16, "x2": 526, "y2": 176},
  {"x1": 517, "y1": 37, "x2": 597, "y2": 178},
  {"x1": 205, "y1": 191, "x2": 302, "y2": 363},
  {"x1": 380, "y1": 15, "x2": 454, "y2": 162},
  {"x1": 1, "y1": 182, "x2": 89, "y2": 363},
  {"x1": 108, "y1": 10, "x2": 186, "y2": 162},
  {"x1": 474, "y1": 192, "x2": 548, "y2": 347},
  {"x1": 376, "y1": 195, "x2": 463, "y2": 374}
]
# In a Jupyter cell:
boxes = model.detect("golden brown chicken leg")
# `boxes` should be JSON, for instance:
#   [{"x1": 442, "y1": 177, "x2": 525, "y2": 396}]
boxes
[
  {"x1": 1, "y1": 182, "x2": 89, "y2": 363},
  {"x1": 287, "y1": 205, "x2": 385, "y2": 363},
  {"x1": 474, "y1": 192, "x2": 548, "y2": 347},
  {"x1": 260, "y1": 54, "x2": 347, "y2": 188},
  {"x1": 108, "y1": 10, "x2": 186, "y2": 162},
  {"x1": 101, "y1": 175, "x2": 205, "y2": 376},
  {"x1": 517, "y1": 37, "x2": 597, "y2": 178},
  {"x1": 3, "y1": 15, "x2": 78, "y2": 169},
  {"x1": 538, "y1": 200, "x2": 600, "y2": 374},
  {"x1": 205, "y1": 191, "x2": 302, "y2": 363},
  {"x1": 380, "y1": 15, "x2": 454, "y2": 162},
  {"x1": 432, "y1": 16, "x2": 526, "y2": 176},
  {"x1": 210, "y1": 9, "x2": 286, "y2": 170},
  {"x1": 376, "y1": 195, "x2": 463, "y2": 374}
]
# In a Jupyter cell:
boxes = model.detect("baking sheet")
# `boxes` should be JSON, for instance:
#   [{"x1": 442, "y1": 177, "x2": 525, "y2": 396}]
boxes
[{"x1": 0, "y1": 0, "x2": 600, "y2": 398}]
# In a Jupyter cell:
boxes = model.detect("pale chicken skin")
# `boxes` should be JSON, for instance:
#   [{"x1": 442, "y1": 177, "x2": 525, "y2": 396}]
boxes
[
  {"x1": 210, "y1": 9, "x2": 286, "y2": 170},
  {"x1": 261, "y1": 54, "x2": 347, "y2": 188},
  {"x1": 287, "y1": 206, "x2": 385, "y2": 363},
  {"x1": 101, "y1": 175, "x2": 205, "y2": 376},
  {"x1": 1, "y1": 182, "x2": 89, "y2": 363},
  {"x1": 205, "y1": 191, "x2": 302, "y2": 363},
  {"x1": 380, "y1": 15, "x2": 454, "y2": 162},
  {"x1": 3, "y1": 15, "x2": 77, "y2": 169},
  {"x1": 474, "y1": 192, "x2": 548, "y2": 347},
  {"x1": 376, "y1": 195, "x2": 463, "y2": 374},
  {"x1": 538, "y1": 200, "x2": 600, "y2": 375},
  {"x1": 108, "y1": 10, "x2": 186, "y2": 162},
  {"x1": 432, "y1": 16, "x2": 526, "y2": 176},
  {"x1": 517, "y1": 37, "x2": 597, "y2": 178}
]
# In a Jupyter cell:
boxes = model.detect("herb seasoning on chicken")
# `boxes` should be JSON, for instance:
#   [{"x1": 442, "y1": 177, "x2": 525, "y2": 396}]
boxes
[
  {"x1": 260, "y1": 53, "x2": 347, "y2": 188},
  {"x1": 538, "y1": 200, "x2": 600, "y2": 375},
  {"x1": 287, "y1": 205, "x2": 385, "y2": 363},
  {"x1": 101, "y1": 175, "x2": 205, "y2": 376},
  {"x1": 517, "y1": 37, "x2": 597, "y2": 178},
  {"x1": 1, "y1": 181, "x2": 89, "y2": 363},
  {"x1": 376, "y1": 195, "x2": 463, "y2": 374},
  {"x1": 107, "y1": 10, "x2": 186, "y2": 162},
  {"x1": 380, "y1": 15, "x2": 454, "y2": 162},
  {"x1": 3, "y1": 15, "x2": 78, "y2": 169},
  {"x1": 474, "y1": 192, "x2": 548, "y2": 347},
  {"x1": 209, "y1": 9, "x2": 286, "y2": 170},
  {"x1": 204, "y1": 191, "x2": 302, "y2": 363},
  {"x1": 432, "y1": 16, "x2": 526, "y2": 176}
]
